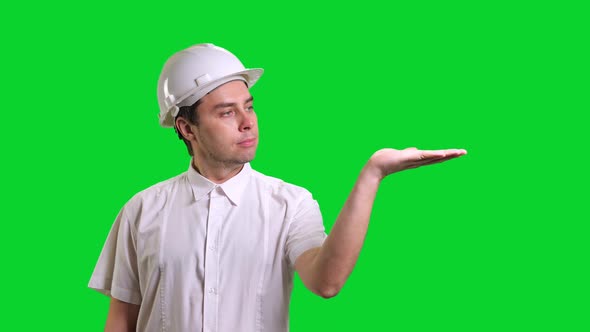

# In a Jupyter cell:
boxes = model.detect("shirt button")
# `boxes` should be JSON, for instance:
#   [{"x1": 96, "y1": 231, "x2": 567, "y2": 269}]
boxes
[{"x1": 209, "y1": 288, "x2": 217, "y2": 294}]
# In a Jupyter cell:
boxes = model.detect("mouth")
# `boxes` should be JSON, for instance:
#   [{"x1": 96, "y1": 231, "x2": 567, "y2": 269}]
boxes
[{"x1": 237, "y1": 138, "x2": 257, "y2": 147}]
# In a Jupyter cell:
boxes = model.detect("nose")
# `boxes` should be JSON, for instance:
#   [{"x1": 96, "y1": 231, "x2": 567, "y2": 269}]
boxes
[{"x1": 238, "y1": 109, "x2": 255, "y2": 132}]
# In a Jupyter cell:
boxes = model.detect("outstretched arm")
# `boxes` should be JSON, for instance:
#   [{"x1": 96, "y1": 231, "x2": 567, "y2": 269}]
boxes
[{"x1": 295, "y1": 147, "x2": 467, "y2": 298}]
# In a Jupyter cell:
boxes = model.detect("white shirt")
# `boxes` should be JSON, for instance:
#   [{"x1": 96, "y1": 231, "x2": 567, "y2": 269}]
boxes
[{"x1": 89, "y1": 162, "x2": 326, "y2": 332}]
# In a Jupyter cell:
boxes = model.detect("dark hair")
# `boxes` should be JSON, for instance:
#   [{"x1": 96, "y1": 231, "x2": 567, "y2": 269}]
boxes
[{"x1": 174, "y1": 99, "x2": 203, "y2": 156}]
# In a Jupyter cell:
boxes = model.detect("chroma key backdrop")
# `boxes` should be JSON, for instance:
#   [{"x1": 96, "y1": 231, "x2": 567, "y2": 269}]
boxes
[{"x1": 0, "y1": 0, "x2": 587, "y2": 331}]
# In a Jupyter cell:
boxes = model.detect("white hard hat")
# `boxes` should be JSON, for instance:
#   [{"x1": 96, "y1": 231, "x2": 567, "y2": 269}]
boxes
[{"x1": 157, "y1": 43, "x2": 264, "y2": 128}]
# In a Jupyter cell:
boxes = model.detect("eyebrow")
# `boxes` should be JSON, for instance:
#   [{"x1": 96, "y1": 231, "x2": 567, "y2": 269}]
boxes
[{"x1": 213, "y1": 96, "x2": 254, "y2": 110}]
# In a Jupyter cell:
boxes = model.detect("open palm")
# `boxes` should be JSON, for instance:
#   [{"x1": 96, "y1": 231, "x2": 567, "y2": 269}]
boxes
[{"x1": 368, "y1": 147, "x2": 467, "y2": 179}]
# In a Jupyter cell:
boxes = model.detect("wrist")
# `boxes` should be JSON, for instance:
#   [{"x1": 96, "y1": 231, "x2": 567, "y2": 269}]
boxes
[{"x1": 362, "y1": 158, "x2": 385, "y2": 184}]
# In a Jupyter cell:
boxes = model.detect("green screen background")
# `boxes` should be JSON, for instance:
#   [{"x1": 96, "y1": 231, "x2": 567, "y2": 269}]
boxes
[{"x1": 1, "y1": 0, "x2": 587, "y2": 331}]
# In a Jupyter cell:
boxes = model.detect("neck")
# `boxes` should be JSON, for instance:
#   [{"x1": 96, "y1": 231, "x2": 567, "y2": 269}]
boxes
[{"x1": 192, "y1": 158, "x2": 245, "y2": 184}]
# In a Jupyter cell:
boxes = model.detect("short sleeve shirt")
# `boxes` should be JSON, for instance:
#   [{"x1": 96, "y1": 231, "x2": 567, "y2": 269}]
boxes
[{"x1": 89, "y1": 162, "x2": 327, "y2": 332}]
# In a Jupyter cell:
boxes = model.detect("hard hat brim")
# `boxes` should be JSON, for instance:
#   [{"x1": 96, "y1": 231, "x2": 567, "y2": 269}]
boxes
[{"x1": 159, "y1": 68, "x2": 264, "y2": 128}]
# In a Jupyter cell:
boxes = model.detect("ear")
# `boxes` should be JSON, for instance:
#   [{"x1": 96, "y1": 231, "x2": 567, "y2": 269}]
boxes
[{"x1": 175, "y1": 117, "x2": 198, "y2": 141}]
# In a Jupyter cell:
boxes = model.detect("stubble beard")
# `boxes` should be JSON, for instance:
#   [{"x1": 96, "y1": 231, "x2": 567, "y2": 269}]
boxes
[
  {"x1": 195, "y1": 130, "x2": 257, "y2": 169},
  {"x1": 203, "y1": 144, "x2": 257, "y2": 169}
]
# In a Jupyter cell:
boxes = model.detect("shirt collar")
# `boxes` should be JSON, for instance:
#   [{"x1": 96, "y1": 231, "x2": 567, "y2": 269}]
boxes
[{"x1": 186, "y1": 160, "x2": 252, "y2": 206}]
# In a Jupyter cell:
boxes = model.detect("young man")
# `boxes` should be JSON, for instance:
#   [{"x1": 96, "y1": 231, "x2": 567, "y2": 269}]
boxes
[{"x1": 89, "y1": 43, "x2": 467, "y2": 331}]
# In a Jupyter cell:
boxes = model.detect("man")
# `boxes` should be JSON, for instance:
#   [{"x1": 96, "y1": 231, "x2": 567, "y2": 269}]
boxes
[{"x1": 89, "y1": 43, "x2": 466, "y2": 331}]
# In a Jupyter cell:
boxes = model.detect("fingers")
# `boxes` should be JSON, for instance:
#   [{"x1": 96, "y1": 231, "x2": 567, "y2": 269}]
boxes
[
  {"x1": 415, "y1": 150, "x2": 446, "y2": 161},
  {"x1": 420, "y1": 155, "x2": 460, "y2": 166},
  {"x1": 408, "y1": 151, "x2": 466, "y2": 169},
  {"x1": 443, "y1": 149, "x2": 467, "y2": 156},
  {"x1": 415, "y1": 149, "x2": 467, "y2": 161}
]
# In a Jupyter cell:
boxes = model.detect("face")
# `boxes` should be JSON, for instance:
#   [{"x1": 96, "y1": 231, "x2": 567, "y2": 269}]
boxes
[{"x1": 184, "y1": 80, "x2": 258, "y2": 167}]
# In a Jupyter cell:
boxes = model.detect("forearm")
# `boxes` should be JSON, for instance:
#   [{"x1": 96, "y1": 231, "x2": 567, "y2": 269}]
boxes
[
  {"x1": 105, "y1": 297, "x2": 139, "y2": 332},
  {"x1": 310, "y1": 162, "x2": 382, "y2": 296}
]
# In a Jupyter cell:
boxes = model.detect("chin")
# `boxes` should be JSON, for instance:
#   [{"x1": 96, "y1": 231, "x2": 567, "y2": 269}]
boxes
[
  {"x1": 241, "y1": 153, "x2": 256, "y2": 163},
  {"x1": 239, "y1": 148, "x2": 257, "y2": 162},
  {"x1": 227, "y1": 152, "x2": 256, "y2": 165}
]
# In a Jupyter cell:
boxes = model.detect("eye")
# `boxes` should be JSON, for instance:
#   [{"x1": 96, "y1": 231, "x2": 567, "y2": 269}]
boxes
[
  {"x1": 246, "y1": 105, "x2": 254, "y2": 112},
  {"x1": 221, "y1": 110, "x2": 234, "y2": 117}
]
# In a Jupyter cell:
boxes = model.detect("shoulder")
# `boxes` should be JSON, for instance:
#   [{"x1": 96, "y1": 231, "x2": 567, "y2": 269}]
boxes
[
  {"x1": 250, "y1": 169, "x2": 314, "y2": 203},
  {"x1": 121, "y1": 172, "x2": 188, "y2": 221},
  {"x1": 250, "y1": 169, "x2": 323, "y2": 226}
]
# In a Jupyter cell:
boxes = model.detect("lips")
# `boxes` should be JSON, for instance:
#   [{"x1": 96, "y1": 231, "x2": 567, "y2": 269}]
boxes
[{"x1": 237, "y1": 138, "x2": 257, "y2": 147}]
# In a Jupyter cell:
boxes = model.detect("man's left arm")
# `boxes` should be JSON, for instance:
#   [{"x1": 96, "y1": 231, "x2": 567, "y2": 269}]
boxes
[{"x1": 295, "y1": 147, "x2": 467, "y2": 298}]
